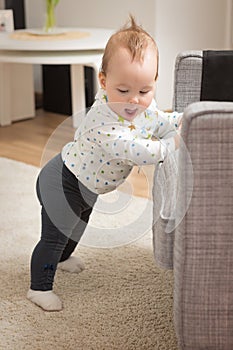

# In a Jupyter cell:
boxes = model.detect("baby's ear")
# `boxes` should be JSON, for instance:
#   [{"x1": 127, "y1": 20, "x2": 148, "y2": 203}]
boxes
[{"x1": 99, "y1": 72, "x2": 106, "y2": 89}]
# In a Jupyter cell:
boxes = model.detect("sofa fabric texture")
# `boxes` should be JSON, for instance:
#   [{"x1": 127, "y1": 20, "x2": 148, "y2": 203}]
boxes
[
  {"x1": 153, "y1": 50, "x2": 233, "y2": 349},
  {"x1": 173, "y1": 51, "x2": 203, "y2": 112},
  {"x1": 174, "y1": 101, "x2": 233, "y2": 349}
]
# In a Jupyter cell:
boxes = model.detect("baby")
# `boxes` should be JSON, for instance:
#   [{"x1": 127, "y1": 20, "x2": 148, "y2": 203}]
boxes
[{"x1": 27, "y1": 16, "x2": 182, "y2": 311}]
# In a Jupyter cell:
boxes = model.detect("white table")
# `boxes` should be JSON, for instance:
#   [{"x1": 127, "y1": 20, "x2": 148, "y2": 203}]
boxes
[{"x1": 0, "y1": 28, "x2": 113, "y2": 127}]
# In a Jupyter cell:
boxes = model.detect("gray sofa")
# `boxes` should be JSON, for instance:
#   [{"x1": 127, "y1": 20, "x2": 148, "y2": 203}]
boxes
[{"x1": 153, "y1": 51, "x2": 233, "y2": 349}]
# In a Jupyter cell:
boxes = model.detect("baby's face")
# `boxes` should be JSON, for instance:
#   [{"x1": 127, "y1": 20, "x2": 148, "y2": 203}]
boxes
[{"x1": 99, "y1": 46, "x2": 157, "y2": 121}]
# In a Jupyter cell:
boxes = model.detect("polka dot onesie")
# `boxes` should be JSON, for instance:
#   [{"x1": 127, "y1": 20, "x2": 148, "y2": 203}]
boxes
[{"x1": 62, "y1": 89, "x2": 182, "y2": 194}]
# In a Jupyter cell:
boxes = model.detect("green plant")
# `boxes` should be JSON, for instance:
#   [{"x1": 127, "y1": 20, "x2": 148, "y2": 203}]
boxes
[{"x1": 44, "y1": 0, "x2": 60, "y2": 33}]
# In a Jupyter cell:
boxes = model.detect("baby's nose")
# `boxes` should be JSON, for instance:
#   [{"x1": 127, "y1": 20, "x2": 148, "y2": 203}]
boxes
[{"x1": 129, "y1": 95, "x2": 139, "y2": 104}]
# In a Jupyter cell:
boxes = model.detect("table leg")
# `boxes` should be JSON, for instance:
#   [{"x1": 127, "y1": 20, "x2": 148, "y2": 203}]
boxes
[
  {"x1": 0, "y1": 63, "x2": 12, "y2": 126},
  {"x1": 0, "y1": 63, "x2": 35, "y2": 127},
  {"x1": 86, "y1": 61, "x2": 101, "y2": 97},
  {"x1": 70, "y1": 64, "x2": 86, "y2": 128},
  {"x1": 70, "y1": 60, "x2": 101, "y2": 128}
]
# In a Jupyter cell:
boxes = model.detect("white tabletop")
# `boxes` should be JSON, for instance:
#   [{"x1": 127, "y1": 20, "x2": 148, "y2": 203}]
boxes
[
  {"x1": 0, "y1": 49, "x2": 104, "y2": 65},
  {"x1": 0, "y1": 27, "x2": 113, "y2": 51},
  {"x1": 0, "y1": 27, "x2": 114, "y2": 126},
  {"x1": 0, "y1": 27, "x2": 113, "y2": 65}
]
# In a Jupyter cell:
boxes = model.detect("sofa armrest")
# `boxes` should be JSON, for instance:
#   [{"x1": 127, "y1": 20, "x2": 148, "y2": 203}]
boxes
[
  {"x1": 173, "y1": 51, "x2": 203, "y2": 112},
  {"x1": 174, "y1": 101, "x2": 233, "y2": 349}
]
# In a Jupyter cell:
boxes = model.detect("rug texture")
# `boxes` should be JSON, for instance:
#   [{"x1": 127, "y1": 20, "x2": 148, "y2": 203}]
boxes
[{"x1": 0, "y1": 157, "x2": 178, "y2": 350}]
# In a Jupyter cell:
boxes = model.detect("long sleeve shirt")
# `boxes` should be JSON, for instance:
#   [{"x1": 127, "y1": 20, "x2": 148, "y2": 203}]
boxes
[{"x1": 61, "y1": 89, "x2": 182, "y2": 194}]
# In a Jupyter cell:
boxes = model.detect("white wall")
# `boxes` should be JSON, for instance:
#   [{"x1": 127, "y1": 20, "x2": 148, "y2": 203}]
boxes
[
  {"x1": 25, "y1": 0, "x2": 231, "y2": 109},
  {"x1": 155, "y1": 0, "x2": 230, "y2": 109},
  {"x1": 56, "y1": 0, "x2": 156, "y2": 36},
  {"x1": 25, "y1": 0, "x2": 156, "y2": 36}
]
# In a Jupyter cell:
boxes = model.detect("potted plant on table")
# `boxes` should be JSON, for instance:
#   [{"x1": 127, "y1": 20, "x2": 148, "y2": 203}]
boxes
[{"x1": 44, "y1": 0, "x2": 60, "y2": 33}]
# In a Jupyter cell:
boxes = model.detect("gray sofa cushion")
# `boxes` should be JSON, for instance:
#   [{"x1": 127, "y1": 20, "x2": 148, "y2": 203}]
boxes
[
  {"x1": 154, "y1": 50, "x2": 233, "y2": 271},
  {"x1": 153, "y1": 51, "x2": 202, "y2": 270}
]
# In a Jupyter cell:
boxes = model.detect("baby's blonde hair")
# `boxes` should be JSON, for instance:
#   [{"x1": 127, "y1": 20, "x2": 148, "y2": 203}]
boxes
[{"x1": 100, "y1": 15, "x2": 159, "y2": 81}]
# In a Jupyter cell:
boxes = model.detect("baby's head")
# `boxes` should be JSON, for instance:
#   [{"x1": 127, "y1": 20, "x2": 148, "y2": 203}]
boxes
[
  {"x1": 100, "y1": 16, "x2": 158, "y2": 81},
  {"x1": 99, "y1": 16, "x2": 159, "y2": 120}
]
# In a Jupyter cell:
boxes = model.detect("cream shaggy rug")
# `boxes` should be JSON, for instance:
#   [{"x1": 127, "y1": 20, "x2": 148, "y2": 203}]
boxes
[{"x1": 0, "y1": 157, "x2": 178, "y2": 350}]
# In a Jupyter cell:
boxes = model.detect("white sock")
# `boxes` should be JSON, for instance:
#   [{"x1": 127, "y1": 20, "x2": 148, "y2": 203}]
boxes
[
  {"x1": 58, "y1": 256, "x2": 85, "y2": 274},
  {"x1": 27, "y1": 289, "x2": 62, "y2": 311}
]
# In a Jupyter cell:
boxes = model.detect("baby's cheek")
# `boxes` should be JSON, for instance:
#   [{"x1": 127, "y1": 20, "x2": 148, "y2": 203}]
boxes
[{"x1": 143, "y1": 98, "x2": 153, "y2": 109}]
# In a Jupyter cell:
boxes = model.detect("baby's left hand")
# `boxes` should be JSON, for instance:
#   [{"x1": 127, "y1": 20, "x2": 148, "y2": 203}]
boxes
[
  {"x1": 178, "y1": 120, "x2": 182, "y2": 131},
  {"x1": 174, "y1": 132, "x2": 181, "y2": 149}
]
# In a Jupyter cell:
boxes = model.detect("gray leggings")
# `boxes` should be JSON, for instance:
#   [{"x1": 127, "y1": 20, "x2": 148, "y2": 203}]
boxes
[{"x1": 30, "y1": 154, "x2": 98, "y2": 291}]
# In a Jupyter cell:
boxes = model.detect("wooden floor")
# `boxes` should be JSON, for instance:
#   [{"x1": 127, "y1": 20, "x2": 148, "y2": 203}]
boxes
[{"x1": 0, "y1": 109, "x2": 154, "y2": 199}]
